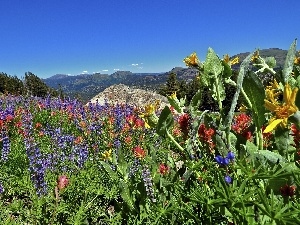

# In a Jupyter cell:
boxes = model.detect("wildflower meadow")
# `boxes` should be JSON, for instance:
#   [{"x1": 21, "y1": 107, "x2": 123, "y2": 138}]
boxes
[{"x1": 1, "y1": 39, "x2": 300, "y2": 224}]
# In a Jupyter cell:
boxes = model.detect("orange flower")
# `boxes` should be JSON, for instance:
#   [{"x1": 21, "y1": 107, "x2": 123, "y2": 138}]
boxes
[
  {"x1": 74, "y1": 136, "x2": 83, "y2": 144},
  {"x1": 133, "y1": 146, "x2": 146, "y2": 159}
]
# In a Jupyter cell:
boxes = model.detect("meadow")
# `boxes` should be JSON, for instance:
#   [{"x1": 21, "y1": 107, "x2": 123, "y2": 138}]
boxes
[{"x1": 1, "y1": 40, "x2": 300, "y2": 224}]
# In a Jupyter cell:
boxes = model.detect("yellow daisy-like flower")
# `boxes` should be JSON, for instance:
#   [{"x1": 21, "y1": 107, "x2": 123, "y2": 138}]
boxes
[
  {"x1": 139, "y1": 102, "x2": 160, "y2": 129},
  {"x1": 183, "y1": 52, "x2": 200, "y2": 67},
  {"x1": 101, "y1": 149, "x2": 112, "y2": 161},
  {"x1": 251, "y1": 50, "x2": 260, "y2": 62},
  {"x1": 223, "y1": 54, "x2": 239, "y2": 66},
  {"x1": 264, "y1": 82, "x2": 298, "y2": 133}
]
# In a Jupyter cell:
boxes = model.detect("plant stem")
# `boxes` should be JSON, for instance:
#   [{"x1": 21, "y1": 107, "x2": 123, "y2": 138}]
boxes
[{"x1": 165, "y1": 129, "x2": 184, "y2": 153}]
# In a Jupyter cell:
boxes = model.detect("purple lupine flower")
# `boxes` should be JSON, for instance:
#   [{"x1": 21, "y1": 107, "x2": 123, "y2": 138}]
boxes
[
  {"x1": 0, "y1": 182, "x2": 4, "y2": 194},
  {"x1": 215, "y1": 155, "x2": 229, "y2": 166},
  {"x1": 73, "y1": 144, "x2": 88, "y2": 168},
  {"x1": 1, "y1": 133, "x2": 10, "y2": 162},
  {"x1": 114, "y1": 138, "x2": 121, "y2": 149},
  {"x1": 114, "y1": 104, "x2": 123, "y2": 131},
  {"x1": 142, "y1": 166, "x2": 156, "y2": 202},
  {"x1": 129, "y1": 158, "x2": 141, "y2": 178},
  {"x1": 23, "y1": 112, "x2": 48, "y2": 196},
  {"x1": 227, "y1": 151, "x2": 235, "y2": 161},
  {"x1": 225, "y1": 175, "x2": 232, "y2": 184}
]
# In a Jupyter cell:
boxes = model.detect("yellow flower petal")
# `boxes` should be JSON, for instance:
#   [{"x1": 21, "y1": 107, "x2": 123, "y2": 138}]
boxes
[
  {"x1": 264, "y1": 100, "x2": 278, "y2": 112},
  {"x1": 230, "y1": 56, "x2": 239, "y2": 65},
  {"x1": 284, "y1": 83, "x2": 292, "y2": 104},
  {"x1": 263, "y1": 119, "x2": 283, "y2": 133},
  {"x1": 223, "y1": 54, "x2": 230, "y2": 63}
]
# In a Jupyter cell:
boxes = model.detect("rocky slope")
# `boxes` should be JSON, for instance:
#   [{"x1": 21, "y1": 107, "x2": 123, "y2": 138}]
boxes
[{"x1": 88, "y1": 84, "x2": 169, "y2": 110}]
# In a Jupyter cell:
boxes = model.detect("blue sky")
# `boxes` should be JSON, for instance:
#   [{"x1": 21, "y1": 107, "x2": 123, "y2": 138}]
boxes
[{"x1": 1, "y1": 0, "x2": 299, "y2": 78}]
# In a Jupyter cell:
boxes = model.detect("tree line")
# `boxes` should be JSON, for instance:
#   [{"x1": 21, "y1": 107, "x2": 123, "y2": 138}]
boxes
[{"x1": 0, "y1": 72, "x2": 60, "y2": 97}]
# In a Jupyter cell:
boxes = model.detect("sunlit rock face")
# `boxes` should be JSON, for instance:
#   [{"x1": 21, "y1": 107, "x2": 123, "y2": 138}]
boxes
[{"x1": 89, "y1": 84, "x2": 169, "y2": 110}]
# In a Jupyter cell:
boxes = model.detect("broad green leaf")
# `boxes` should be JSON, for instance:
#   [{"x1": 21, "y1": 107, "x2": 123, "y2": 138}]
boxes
[
  {"x1": 156, "y1": 106, "x2": 174, "y2": 136},
  {"x1": 294, "y1": 65, "x2": 300, "y2": 78},
  {"x1": 100, "y1": 161, "x2": 118, "y2": 181},
  {"x1": 264, "y1": 56, "x2": 276, "y2": 68},
  {"x1": 243, "y1": 71, "x2": 266, "y2": 129},
  {"x1": 210, "y1": 79, "x2": 226, "y2": 102},
  {"x1": 204, "y1": 47, "x2": 223, "y2": 76},
  {"x1": 274, "y1": 126, "x2": 291, "y2": 155},
  {"x1": 222, "y1": 60, "x2": 232, "y2": 78},
  {"x1": 189, "y1": 89, "x2": 202, "y2": 114},
  {"x1": 253, "y1": 150, "x2": 286, "y2": 164},
  {"x1": 167, "y1": 95, "x2": 183, "y2": 114},
  {"x1": 283, "y1": 39, "x2": 297, "y2": 83},
  {"x1": 224, "y1": 52, "x2": 253, "y2": 130},
  {"x1": 295, "y1": 77, "x2": 300, "y2": 109},
  {"x1": 246, "y1": 140, "x2": 258, "y2": 154},
  {"x1": 119, "y1": 180, "x2": 134, "y2": 210}
]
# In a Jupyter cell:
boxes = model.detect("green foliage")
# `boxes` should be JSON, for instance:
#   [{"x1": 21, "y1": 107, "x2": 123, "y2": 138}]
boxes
[
  {"x1": 2, "y1": 40, "x2": 300, "y2": 224},
  {"x1": 243, "y1": 71, "x2": 266, "y2": 129}
]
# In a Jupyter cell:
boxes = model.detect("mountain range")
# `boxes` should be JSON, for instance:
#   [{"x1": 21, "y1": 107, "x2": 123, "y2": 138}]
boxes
[{"x1": 43, "y1": 48, "x2": 288, "y2": 103}]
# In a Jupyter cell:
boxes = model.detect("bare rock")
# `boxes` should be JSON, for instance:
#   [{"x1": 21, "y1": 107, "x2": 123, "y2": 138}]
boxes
[{"x1": 89, "y1": 84, "x2": 169, "y2": 110}]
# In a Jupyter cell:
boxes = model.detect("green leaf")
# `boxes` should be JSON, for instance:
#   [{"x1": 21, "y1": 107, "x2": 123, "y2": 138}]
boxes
[
  {"x1": 156, "y1": 106, "x2": 174, "y2": 136},
  {"x1": 283, "y1": 39, "x2": 297, "y2": 83},
  {"x1": 222, "y1": 60, "x2": 232, "y2": 78},
  {"x1": 243, "y1": 71, "x2": 266, "y2": 129},
  {"x1": 210, "y1": 79, "x2": 226, "y2": 102},
  {"x1": 264, "y1": 57, "x2": 276, "y2": 68},
  {"x1": 119, "y1": 180, "x2": 134, "y2": 210},
  {"x1": 294, "y1": 65, "x2": 300, "y2": 77},
  {"x1": 204, "y1": 47, "x2": 223, "y2": 76},
  {"x1": 99, "y1": 161, "x2": 118, "y2": 181},
  {"x1": 167, "y1": 95, "x2": 183, "y2": 114},
  {"x1": 274, "y1": 126, "x2": 291, "y2": 155},
  {"x1": 295, "y1": 77, "x2": 300, "y2": 109},
  {"x1": 253, "y1": 150, "x2": 286, "y2": 164},
  {"x1": 223, "y1": 52, "x2": 253, "y2": 130},
  {"x1": 189, "y1": 89, "x2": 202, "y2": 114}
]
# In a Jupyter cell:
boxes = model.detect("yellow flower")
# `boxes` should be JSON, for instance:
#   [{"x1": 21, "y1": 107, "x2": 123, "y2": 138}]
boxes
[
  {"x1": 183, "y1": 52, "x2": 200, "y2": 67},
  {"x1": 239, "y1": 104, "x2": 248, "y2": 112},
  {"x1": 230, "y1": 56, "x2": 239, "y2": 65},
  {"x1": 145, "y1": 103, "x2": 156, "y2": 115},
  {"x1": 264, "y1": 82, "x2": 298, "y2": 133},
  {"x1": 251, "y1": 50, "x2": 260, "y2": 62},
  {"x1": 294, "y1": 57, "x2": 300, "y2": 65},
  {"x1": 139, "y1": 102, "x2": 159, "y2": 129},
  {"x1": 101, "y1": 149, "x2": 112, "y2": 161},
  {"x1": 265, "y1": 79, "x2": 281, "y2": 105},
  {"x1": 169, "y1": 92, "x2": 177, "y2": 100},
  {"x1": 223, "y1": 54, "x2": 239, "y2": 66}
]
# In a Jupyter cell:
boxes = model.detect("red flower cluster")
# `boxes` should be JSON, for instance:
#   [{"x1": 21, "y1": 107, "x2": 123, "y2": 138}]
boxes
[
  {"x1": 158, "y1": 163, "x2": 169, "y2": 175},
  {"x1": 232, "y1": 113, "x2": 252, "y2": 140},
  {"x1": 280, "y1": 184, "x2": 296, "y2": 197},
  {"x1": 291, "y1": 124, "x2": 300, "y2": 147},
  {"x1": 198, "y1": 124, "x2": 215, "y2": 150},
  {"x1": 133, "y1": 146, "x2": 146, "y2": 159},
  {"x1": 178, "y1": 113, "x2": 190, "y2": 139}
]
